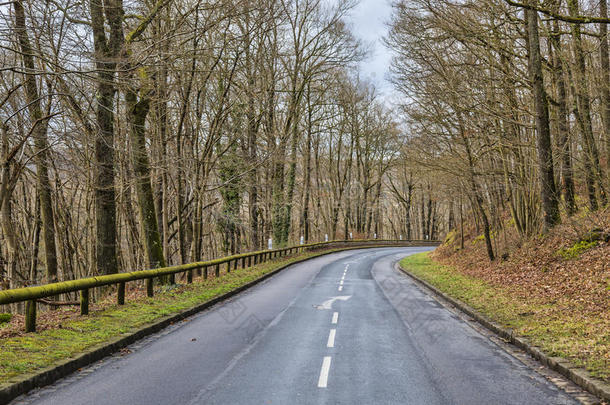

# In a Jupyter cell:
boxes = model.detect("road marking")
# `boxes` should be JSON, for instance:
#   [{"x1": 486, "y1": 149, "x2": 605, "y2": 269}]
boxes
[
  {"x1": 327, "y1": 329, "x2": 336, "y2": 347},
  {"x1": 339, "y1": 280, "x2": 344, "y2": 285},
  {"x1": 341, "y1": 274, "x2": 345, "y2": 280},
  {"x1": 318, "y1": 356, "x2": 332, "y2": 388},
  {"x1": 332, "y1": 312, "x2": 338, "y2": 324},
  {"x1": 315, "y1": 295, "x2": 351, "y2": 310},
  {"x1": 338, "y1": 286, "x2": 343, "y2": 291}
]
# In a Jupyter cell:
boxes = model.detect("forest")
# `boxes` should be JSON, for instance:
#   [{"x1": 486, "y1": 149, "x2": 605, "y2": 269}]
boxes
[
  {"x1": 0, "y1": 0, "x2": 608, "y2": 291},
  {"x1": 386, "y1": 0, "x2": 610, "y2": 260}
]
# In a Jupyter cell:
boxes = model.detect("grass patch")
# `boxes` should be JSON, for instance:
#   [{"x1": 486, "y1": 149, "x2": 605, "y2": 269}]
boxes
[
  {"x1": 0, "y1": 249, "x2": 340, "y2": 384},
  {"x1": 400, "y1": 252, "x2": 609, "y2": 381}
]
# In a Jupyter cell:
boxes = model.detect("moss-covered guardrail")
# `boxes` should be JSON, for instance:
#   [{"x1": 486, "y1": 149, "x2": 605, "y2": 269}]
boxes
[{"x1": 0, "y1": 239, "x2": 439, "y2": 333}]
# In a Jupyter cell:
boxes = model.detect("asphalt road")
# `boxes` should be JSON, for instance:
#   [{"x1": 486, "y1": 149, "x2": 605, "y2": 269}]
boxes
[{"x1": 14, "y1": 247, "x2": 581, "y2": 405}]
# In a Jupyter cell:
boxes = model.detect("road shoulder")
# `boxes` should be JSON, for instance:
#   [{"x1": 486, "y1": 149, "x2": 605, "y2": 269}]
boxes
[{"x1": 397, "y1": 255, "x2": 608, "y2": 404}]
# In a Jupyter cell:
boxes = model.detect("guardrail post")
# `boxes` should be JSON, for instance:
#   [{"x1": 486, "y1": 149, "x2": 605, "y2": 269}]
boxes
[
  {"x1": 169, "y1": 273, "x2": 176, "y2": 285},
  {"x1": 203, "y1": 265, "x2": 208, "y2": 280},
  {"x1": 147, "y1": 278, "x2": 154, "y2": 297},
  {"x1": 241, "y1": 257, "x2": 245, "y2": 269},
  {"x1": 187, "y1": 269, "x2": 193, "y2": 284},
  {"x1": 233, "y1": 259, "x2": 238, "y2": 271},
  {"x1": 247, "y1": 256, "x2": 251, "y2": 267},
  {"x1": 118, "y1": 282, "x2": 125, "y2": 305},
  {"x1": 25, "y1": 300, "x2": 36, "y2": 332},
  {"x1": 226, "y1": 261, "x2": 231, "y2": 274},
  {"x1": 80, "y1": 289, "x2": 89, "y2": 315},
  {"x1": 215, "y1": 264, "x2": 220, "y2": 277}
]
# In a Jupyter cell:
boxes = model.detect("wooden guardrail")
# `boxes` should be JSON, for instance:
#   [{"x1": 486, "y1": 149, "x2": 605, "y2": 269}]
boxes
[{"x1": 0, "y1": 239, "x2": 439, "y2": 332}]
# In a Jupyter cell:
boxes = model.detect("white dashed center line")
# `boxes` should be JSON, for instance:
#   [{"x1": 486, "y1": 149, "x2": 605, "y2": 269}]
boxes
[
  {"x1": 332, "y1": 312, "x2": 338, "y2": 324},
  {"x1": 327, "y1": 329, "x2": 336, "y2": 348},
  {"x1": 338, "y1": 286, "x2": 343, "y2": 291},
  {"x1": 318, "y1": 356, "x2": 332, "y2": 388}
]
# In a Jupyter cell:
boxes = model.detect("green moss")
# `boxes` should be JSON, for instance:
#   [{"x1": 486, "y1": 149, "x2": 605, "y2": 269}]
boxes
[
  {"x1": 399, "y1": 252, "x2": 609, "y2": 381},
  {"x1": 0, "y1": 313, "x2": 11, "y2": 324},
  {"x1": 556, "y1": 240, "x2": 598, "y2": 260}
]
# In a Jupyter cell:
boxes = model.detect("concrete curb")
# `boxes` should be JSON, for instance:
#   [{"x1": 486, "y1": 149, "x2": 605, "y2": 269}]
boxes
[
  {"x1": 0, "y1": 243, "x2": 423, "y2": 404},
  {"x1": 397, "y1": 263, "x2": 610, "y2": 403}
]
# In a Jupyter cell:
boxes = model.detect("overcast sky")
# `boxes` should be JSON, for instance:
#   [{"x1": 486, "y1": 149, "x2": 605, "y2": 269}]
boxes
[{"x1": 345, "y1": 0, "x2": 394, "y2": 97}]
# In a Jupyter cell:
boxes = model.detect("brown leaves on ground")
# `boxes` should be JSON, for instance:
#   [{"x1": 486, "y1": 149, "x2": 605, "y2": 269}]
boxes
[{"x1": 436, "y1": 210, "x2": 609, "y2": 316}]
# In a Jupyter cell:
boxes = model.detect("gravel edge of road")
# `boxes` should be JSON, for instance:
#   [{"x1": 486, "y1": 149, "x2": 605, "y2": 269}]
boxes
[
  {"x1": 397, "y1": 263, "x2": 610, "y2": 404},
  {"x1": 0, "y1": 244, "x2": 423, "y2": 404}
]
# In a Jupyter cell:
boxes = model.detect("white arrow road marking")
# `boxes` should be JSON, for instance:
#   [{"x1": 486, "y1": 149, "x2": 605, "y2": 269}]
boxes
[{"x1": 314, "y1": 295, "x2": 352, "y2": 310}]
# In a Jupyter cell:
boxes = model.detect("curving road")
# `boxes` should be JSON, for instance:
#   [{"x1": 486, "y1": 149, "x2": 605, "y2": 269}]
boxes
[{"x1": 14, "y1": 248, "x2": 583, "y2": 404}]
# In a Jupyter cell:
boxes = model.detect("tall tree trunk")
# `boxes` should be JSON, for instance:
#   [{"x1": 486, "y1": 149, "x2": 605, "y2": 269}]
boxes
[
  {"x1": 406, "y1": 184, "x2": 412, "y2": 240},
  {"x1": 550, "y1": 17, "x2": 577, "y2": 215},
  {"x1": 526, "y1": 6, "x2": 560, "y2": 231},
  {"x1": 247, "y1": 90, "x2": 259, "y2": 250},
  {"x1": 300, "y1": 93, "x2": 313, "y2": 242},
  {"x1": 0, "y1": 130, "x2": 18, "y2": 289},
  {"x1": 126, "y1": 91, "x2": 166, "y2": 269},
  {"x1": 14, "y1": 0, "x2": 58, "y2": 282},
  {"x1": 89, "y1": 0, "x2": 121, "y2": 276},
  {"x1": 600, "y1": 0, "x2": 610, "y2": 186},
  {"x1": 116, "y1": 0, "x2": 167, "y2": 270},
  {"x1": 282, "y1": 119, "x2": 299, "y2": 244}
]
